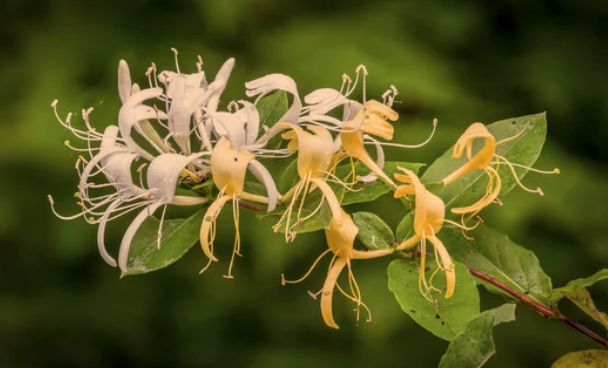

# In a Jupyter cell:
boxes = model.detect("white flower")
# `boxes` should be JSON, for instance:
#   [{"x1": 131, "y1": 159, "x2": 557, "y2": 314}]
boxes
[
  {"x1": 156, "y1": 54, "x2": 236, "y2": 154},
  {"x1": 246, "y1": 74, "x2": 301, "y2": 144},
  {"x1": 117, "y1": 152, "x2": 209, "y2": 272}
]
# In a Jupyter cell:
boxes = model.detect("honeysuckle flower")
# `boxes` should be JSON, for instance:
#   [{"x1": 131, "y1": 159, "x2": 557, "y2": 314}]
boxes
[
  {"x1": 393, "y1": 167, "x2": 456, "y2": 300},
  {"x1": 300, "y1": 66, "x2": 437, "y2": 186},
  {"x1": 274, "y1": 123, "x2": 342, "y2": 242},
  {"x1": 246, "y1": 74, "x2": 301, "y2": 145},
  {"x1": 199, "y1": 135, "x2": 280, "y2": 278},
  {"x1": 49, "y1": 110, "x2": 209, "y2": 268},
  {"x1": 441, "y1": 123, "x2": 559, "y2": 221},
  {"x1": 155, "y1": 51, "x2": 236, "y2": 154},
  {"x1": 282, "y1": 207, "x2": 393, "y2": 329},
  {"x1": 117, "y1": 152, "x2": 210, "y2": 272}
]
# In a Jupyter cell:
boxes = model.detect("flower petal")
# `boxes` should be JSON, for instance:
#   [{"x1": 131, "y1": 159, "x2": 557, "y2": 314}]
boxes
[
  {"x1": 343, "y1": 100, "x2": 363, "y2": 122},
  {"x1": 428, "y1": 235, "x2": 455, "y2": 298},
  {"x1": 248, "y1": 159, "x2": 279, "y2": 212},
  {"x1": 320, "y1": 257, "x2": 348, "y2": 329},
  {"x1": 246, "y1": 74, "x2": 301, "y2": 141},
  {"x1": 96, "y1": 198, "x2": 123, "y2": 267},
  {"x1": 235, "y1": 100, "x2": 260, "y2": 146},
  {"x1": 358, "y1": 135, "x2": 385, "y2": 183},
  {"x1": 304, "y1": 88, "x2": 347, "y2": 115},
  {"x1": 118, "y1": 60, "x2": 132, "y2": 104},
  {"x1": 206, "y1": 58, "x2": 235, "y2": 113},
  {"x1": 118, "y1": 201, "x2": 164, "y2": 272},
  {"x1": 200, "y1": 194, "x2": 232, "y2": 262},
  {"x1": 146, "y1": 152, "x2": 204, "y2": 202},
  {"x1": 311, "y1": 178, "x2": 342, "y2": 225}
]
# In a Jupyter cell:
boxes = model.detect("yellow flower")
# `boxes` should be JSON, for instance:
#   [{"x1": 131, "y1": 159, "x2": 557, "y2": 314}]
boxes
[
  {"x1": 442, "y1": 123, "x2": 559, "y2": 221},
  {"x1": 338, "y1": 100, "x2": 399, "y2": 187},
  {"x1": 200, "y1": 136, "x2": 272, "y2": 278},
  {"x1": 275, "y1": 123, "x2": 342, "y2": 241},
  {"x1": 393, "y1": 167, "x2": 456, "y2": 300},
  {"x1": 283, "y1": 208, "x2": 390, "y2": 329}
]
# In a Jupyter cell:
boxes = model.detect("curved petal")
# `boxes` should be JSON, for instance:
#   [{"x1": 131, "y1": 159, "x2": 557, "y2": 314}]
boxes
[
  {"x1": 428, "y1": 235, "x2": 455, "y2": 298},
  {"x1": 358, "y1": 135, "x2": 385, "y2": 183},
  {"x1": 343, "y1": 100, "x2": 363, "y2": 122},
  {"x1": 199, "y1": 194, "x2": 232, "y2": 262},
  {"x1": 118, "y1": 60, "x2": 132, "y2": 104},
  {"x1": 320, "y1": 257, "x2": 348, "y2": 329},
  {"x1": 146, "y1": 152, "x2": 204, "y2": 202},
  {"x1": 246, "y1": 74, "x2": 301, "y2": 141},
  {"x1": 235, "y1": 100, "x2": 260, "y2": 146},
  {"x1": 96, "y1": 198, "x2": 123, "y2": 267},
  {"x1": 212, "y1": 112, "x2": 247, "y2": 149},
  {"x1": 304, "y1": 88, "x2": 347, "y2": 115},
  {"x1": 118, "y1": 87, "x2": 167, "y2": 160},
  {"x1": 118, "y1": 201, "x2": 164, "y2": 272},
  {"x1": 311, "y1": 178, "x2": 342, "y2": 226},
  {"x1": 206, "y1": 58, "x2": 236, "y2": 113},
  {"x1": 248, "y1": 159, "x2": 279, "y2": 212}
]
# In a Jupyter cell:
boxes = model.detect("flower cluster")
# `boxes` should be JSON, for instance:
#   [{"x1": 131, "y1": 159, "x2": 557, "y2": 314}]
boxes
[{"x1": 49, "y1": 50, "x2": 558, "y2": 329}]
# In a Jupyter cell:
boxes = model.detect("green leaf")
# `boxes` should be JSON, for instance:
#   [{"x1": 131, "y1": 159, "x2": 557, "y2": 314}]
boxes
[
  {"x1": 421, "y1": 113, "x2": 547, "y2": 213},
  {"x1": 395, "y1": 211, "x2": 415, "y2": 242},
  {"x1": 550, "y1": 270, "x2": 608, "y2": 332},
  {"x1": 552, "y1": 350, "x2": 608, "y2": 368},
  {"x1": 438, "y1": 304, "x2": 516, "y2": 368},
  {"x1": 278, "y1": 159, "x2": 299, "y2": 194},
  {"x1": 353, "y1": 212, "x2": 394, "y2": 251},
  {"x1": 121, "y1": 209, "x2": 205, "y2": 277},
  {"x1": 439, "y1": 225, "x2": 553, "y2": 305},
  {"x1": 243, "y1": 181, "x2": 269, "y2": 197},
  {"x1": 336, "y1": 162, "x2": 425, "y2": 205},
  {"x1": 256, "y1": 90, "x2": 289, "y2": 150},
  {"x1": 388, "y1": 258, "x2": 480, "y2": 341},
  {"x1": 551, "y1": 270, "x2": 608, "y2": 303}
]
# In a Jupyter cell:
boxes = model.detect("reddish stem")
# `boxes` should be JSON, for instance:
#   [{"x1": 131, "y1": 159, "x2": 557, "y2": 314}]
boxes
[{"x1": 468, "y1": 266, "x2": 608, "y2": 349}]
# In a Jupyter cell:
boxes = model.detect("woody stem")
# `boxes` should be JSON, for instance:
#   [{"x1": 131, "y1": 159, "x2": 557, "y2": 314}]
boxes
[{"x1": 468, "y1": 267, "x2": 608, "y2": 349}]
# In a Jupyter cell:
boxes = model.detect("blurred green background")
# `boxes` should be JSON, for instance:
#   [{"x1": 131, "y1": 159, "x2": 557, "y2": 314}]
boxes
[{"x1": 1, "y1": 0, "x2": 608, "y2": 367}]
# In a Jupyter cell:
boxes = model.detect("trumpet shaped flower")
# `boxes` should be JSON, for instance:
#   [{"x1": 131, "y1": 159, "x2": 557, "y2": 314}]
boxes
[
  {"x1": 282, "y1": 208, "x2": 393, "y2": 329},
  {"x1": 49, "y1": 110, "x2": 208, "y2": 269},
  {"x1": 299, "y1": 67, "x2": 436, "y2": 186},
  {"x1": 156, "y1": 52, "x2": 236, "y2": 154},
  {"x1": 274, "y1": 123, "x2": 342, "y2": 241},
  {"x1": 199, "y1": 136, "x2": 280, "y2": 278},
  {"x1": 117, "y1": 152, "x2": 209, "y2": 272},
  {"x1": 441, "y1": 123, "x2": 559, "y2": 221},
  {"x1": 393, "y1": 168, "x2": 456, "y2": 300}
]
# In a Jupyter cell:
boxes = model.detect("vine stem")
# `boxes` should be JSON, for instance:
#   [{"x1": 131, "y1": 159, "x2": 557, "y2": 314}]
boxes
[
  {"x1": 468, "y1": 267, "x2": 608, "y2": 349},
  {"x1": 236, "y1": 198, "x2": 607, "y2": 348}
]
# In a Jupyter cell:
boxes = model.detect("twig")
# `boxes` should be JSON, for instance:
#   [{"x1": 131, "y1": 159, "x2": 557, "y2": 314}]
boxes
[
  {"x1": 236, "y1": 199, "x2": 262, "y2": 212},
  {"x1": 468, "y1": 266, "x2": 608, "y2": 349}
]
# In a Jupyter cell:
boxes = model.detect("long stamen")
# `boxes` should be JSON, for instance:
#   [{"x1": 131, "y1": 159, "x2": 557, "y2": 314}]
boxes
[
  {"x1": 495, "y1": 155, "x2": 544, "y2": 195},
  {"x1": 364, "y1": 118, "x2": 437, "y2": 149},
  {"x1": 491, "y1": 161, "x2": 560, "y2": 175},
  {"x1": 157, "y1": 203, "x2": 168, "y2": 249},
  {"x1": 224, "y1": 194, "x2": 241, "y2": 279},
  {"x1": 281, "y1": 248, "x2": 332, "y2": 285},
  {"x1": 171, "y1": 47, "x2": 181, "y2": 74}
]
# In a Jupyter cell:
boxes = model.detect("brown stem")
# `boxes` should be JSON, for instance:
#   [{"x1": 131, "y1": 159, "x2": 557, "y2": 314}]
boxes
[
  {"x1": 468, "y1": 267, "x2": 608, "y2": 349},
  {"x1": 236, "y1": 199, "x2": 262, "y2": 212}
]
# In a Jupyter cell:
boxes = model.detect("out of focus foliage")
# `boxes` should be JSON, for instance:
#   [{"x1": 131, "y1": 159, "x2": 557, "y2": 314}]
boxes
[{"x1": 1, "y1": 1, "x2": 608, "y2": 367}]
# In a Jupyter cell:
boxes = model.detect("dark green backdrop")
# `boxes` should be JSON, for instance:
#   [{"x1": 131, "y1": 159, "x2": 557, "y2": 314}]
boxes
[{"x1": 1, "y1": 0, "x2": 608, "y2": 367}]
